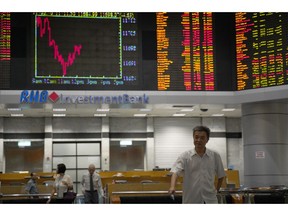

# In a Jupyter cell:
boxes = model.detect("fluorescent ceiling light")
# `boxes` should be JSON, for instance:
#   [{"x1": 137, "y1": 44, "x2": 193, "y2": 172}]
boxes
[
  {"x1": 140, "y1": 108, "x2": 151, "y2": 112},
  {"x1": 11, "y1": 114, "x2": 24, "y2": 117},
  {"x1": 53, "y1": 114, "x2": 66, "y2": 117},
  {"x1": 8, "y1": 108, "x2": 22, "y2": 111},
  {"x1": 173, "y1": 113, "x2": 186, "y2": 117},
  {"x1": 18, "y1": 140, "x2": 31, "y2": 147},
  {"x1": 120, "y1": 140, "x2": 132, "y2": 146},
  {"x1": 222, "y1": 108, "x2": 236, "y2": 112},
  {"x1": 212, "y1": 114, "x2": 224, "y2": 116},
  {"x1": 96, "y1": 108, "x2": 110, "y2": 112},
  {"x1": 180, "y1": 108, "x2": 194, "y2": 112},
  {"x1": 53, "y1": 108, "x2": 66, "y2": 112},
  {"x1": 134, "y1": 114, "x2": 147, "y2": 117},
  {"x1": 94, "y1": 113, "x2": 107, "y2": 117}
]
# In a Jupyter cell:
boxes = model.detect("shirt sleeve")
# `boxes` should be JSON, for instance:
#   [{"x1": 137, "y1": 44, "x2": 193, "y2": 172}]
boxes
[
  {"x1": 214, "y1": 152, "x2": 226, "y2": 178},
  {"x1": 170, "y1": 152, "x2": 186, "y2": 177},
  {"x1": 97, "y1": 175, "x2": 104, "y2": 196},
  {"x1": 66, "y1": 175, "x2": 73, "y2": 187},
  {"x1": 25, "y1": 181, "x2": 32, "y2": 193}
]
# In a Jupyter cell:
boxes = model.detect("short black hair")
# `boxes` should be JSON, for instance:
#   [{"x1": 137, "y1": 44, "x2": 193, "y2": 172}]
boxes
[
  {"x1": 193, "y1": 126, "x2": 211, "y2": 140},
  {"x1": 57, "y1": 163, "x2": 66, "y2": 174}
]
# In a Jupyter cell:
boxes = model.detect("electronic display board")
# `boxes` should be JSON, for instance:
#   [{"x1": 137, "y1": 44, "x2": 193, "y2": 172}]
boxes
[
  {"x1": 236, "y1": 12, "x2": 288, "y2": 90},
  {"x1": 34, "y1": 12, "x2": 139, "y2": 88},
  {"x1": 0, "y1": 12, "x2": 235, "y2": 91},
  {"x1": 157, "y1": 12, "x2": 215, "y2": 91},
  {"x1": 0, "y1": 12, "x2": 11, "y2": 89}
]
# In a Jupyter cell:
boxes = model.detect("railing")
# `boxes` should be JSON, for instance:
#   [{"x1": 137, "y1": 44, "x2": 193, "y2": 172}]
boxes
[
  {"x1": 112, "y1": 190, "x2": 182, "y2": 195},
  {"x1": 219, "y1": 187, "x2": 288, "y2": 203},
  {"x1": 110, "y1": 190, "x2": 183, "y2": 204},
  {"x1": 0, "y1": 193, "x2": 78, "y2": 204},
  {"x1": 0, "y1": 193, "x2": 50, "y2": 198}
]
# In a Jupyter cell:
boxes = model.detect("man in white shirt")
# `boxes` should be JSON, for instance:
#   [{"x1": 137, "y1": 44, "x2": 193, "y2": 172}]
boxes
[
  {"x1": 169, "y1": 125, "x2": 226, "y2": 203},
  {"x1": 81, "y1": 164, "x2": 104, "y2": 203}
]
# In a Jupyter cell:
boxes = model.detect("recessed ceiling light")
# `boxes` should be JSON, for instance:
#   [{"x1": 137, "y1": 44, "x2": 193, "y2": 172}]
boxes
[
  {"x1": 8, "y1": 108, "x2": 22, "y2": 111},
  {"x1": 11, "y1": 114, "x2": 24, "y2": 117},
  {"x1": 173, "y1": 113, "x2": 186, "y2": 117},
  {"x1": 94, "y1": 113, "x2": 107, "y2": 117},
  {"x1": 96, "y1": 108, "x2": 110, "y2": 112},
  {"x1": 212, "y1": 114, "x2": 224, "y2": 116},
  {"x1": 222, "y1": 108, "x2": 235, "y2": 112},
  {"x1": 53, "y1": 108, "x2": 66, "y2": 112},
  {"x1": 53, "y1": 114, "x2": 66, "y2": 117},
  {"x1": 180, "y1": 108, "x2": 194, "y2": 112},
  {"x1": 140, "y1": 108, "x2": 151, "y2": 112},
  {"x1": 134, "y1": 114, "x2": 147, "y2": 117}
]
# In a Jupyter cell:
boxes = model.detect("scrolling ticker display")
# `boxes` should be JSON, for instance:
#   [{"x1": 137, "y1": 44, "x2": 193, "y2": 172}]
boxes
[{"x1": 4, "y1": 12, "x2": 288, "y2": 91}]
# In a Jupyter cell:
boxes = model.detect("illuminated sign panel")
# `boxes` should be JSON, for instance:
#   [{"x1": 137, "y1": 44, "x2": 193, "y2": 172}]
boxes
[{"x1": 19, "y1": 90, "x2": 149, "y2": 105}]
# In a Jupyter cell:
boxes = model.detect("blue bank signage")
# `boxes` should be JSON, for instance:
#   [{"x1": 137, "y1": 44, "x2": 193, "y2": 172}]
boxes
[{"x1": 19, "y1": 90, "x2": 149, "y2": 104}]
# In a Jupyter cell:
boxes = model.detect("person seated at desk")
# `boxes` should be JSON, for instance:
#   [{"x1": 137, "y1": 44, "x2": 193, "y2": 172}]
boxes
[{"x1": 25, "y1": 172, "x2": 39, "y2": 198}]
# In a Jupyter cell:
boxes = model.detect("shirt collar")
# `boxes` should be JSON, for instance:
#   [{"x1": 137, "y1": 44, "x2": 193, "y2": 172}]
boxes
[{"x1": 191, "y1": 148, "x2": 212, "y2": 157}]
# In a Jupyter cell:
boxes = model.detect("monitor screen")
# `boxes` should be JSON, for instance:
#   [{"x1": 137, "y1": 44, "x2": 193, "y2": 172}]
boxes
[{"x1": 1, "y1": 12, "x2": 236, "y2": 91}]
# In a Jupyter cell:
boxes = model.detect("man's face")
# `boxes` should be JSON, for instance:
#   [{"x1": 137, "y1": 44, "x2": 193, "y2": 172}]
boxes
[
  {"x1": 193, "y1": 130, "x2": 208, "y2": 150},
  {"x1": 32, "y1": 173, "x2": 38, "y2": 180},
  {"x1": 88, "y1": 167, "x2": 95, "y2": 175}
]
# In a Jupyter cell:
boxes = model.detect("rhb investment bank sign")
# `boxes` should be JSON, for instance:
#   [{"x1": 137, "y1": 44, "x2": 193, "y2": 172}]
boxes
[{"x1": 19, "y1": 90, "x2": 149, "y2": 105}]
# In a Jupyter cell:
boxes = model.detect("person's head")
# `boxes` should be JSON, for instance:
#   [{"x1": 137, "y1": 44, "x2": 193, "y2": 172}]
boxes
[
  {"x1": 193, "y1": 126, "x2": 210, "y2": 151},
  {"x1": 56, "y1": 163, "x2": 66, "y2": 174},
  {"x1": 30, "y1": 172, "x2": 38, "y2": 180},
  {"x1": 88, "y1": 164, "x2": 96, "y2": 175}
]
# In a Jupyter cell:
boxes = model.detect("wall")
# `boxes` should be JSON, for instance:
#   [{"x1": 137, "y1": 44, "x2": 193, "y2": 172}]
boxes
[{"x1": 0, "y1": 116, "x2": 243, "y2": 183}]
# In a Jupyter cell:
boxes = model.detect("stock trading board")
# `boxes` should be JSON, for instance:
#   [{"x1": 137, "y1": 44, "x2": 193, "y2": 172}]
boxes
[{"x1": 6, "y1": 12, "x2": 288, "y2": 91}]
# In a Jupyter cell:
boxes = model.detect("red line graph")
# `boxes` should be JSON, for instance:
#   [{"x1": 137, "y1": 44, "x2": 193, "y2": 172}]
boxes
[{"x1": 36, "y1": 16, "x2": 82, "y2": 76}]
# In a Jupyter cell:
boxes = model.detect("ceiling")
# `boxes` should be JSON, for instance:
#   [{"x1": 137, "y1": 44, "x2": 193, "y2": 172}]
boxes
[{"x1": 0, "y1": 103, "x2": 242, "y2": 118}]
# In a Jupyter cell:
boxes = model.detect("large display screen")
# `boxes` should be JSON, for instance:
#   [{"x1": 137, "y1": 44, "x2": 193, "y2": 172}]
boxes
[
  {"x1": 236, "y1": 12, "x2": 288, "y2": 90},
  {"x1": 34, "y1": 12, "x2": 139, "y2": 88},
  {"x1": 157, "y1": 12, "x2": 215, "y2": 91},
  {"x1": 0, "y1": 12, "x2": 236, "y2": 91},
  {"x1": 0, "y1": 12, "x2": 11, "y2": 89}
]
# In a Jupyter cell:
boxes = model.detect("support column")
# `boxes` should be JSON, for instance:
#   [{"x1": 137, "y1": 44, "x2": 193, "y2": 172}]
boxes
[
  {"x1": 242, "y1": 101, "x2": 288, "y2": 187},
  {"x1": 146, "y1": 117, "x2": 155, "y2": 170},
  {"x1": 101, "y1": 117, "x2": 110, "y2": 171},
  {"x1": 43, "y1": 117, "x2": 53, "y2": 172}
]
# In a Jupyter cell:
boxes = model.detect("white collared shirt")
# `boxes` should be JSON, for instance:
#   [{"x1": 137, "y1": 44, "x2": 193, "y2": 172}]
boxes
[
  {"x1": 171, "y1": 148, "x2": 226, "y2": 203},
  {"x1": 81, "y1": 172, "x2": 104, "y2": 196},
  {"x1": 54, "y1": 174, "x2": 73, "y2": 198}
]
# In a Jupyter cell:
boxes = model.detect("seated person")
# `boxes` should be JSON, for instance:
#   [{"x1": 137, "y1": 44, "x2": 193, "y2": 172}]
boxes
[{"x1": 25, "y1": 172, "x2": 39, "y2": 198}]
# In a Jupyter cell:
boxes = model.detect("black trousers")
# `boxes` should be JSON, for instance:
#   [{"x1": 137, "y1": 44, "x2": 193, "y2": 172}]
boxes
[{"x1": 84, "y1": 190, "x2": 99, "y2": 204}]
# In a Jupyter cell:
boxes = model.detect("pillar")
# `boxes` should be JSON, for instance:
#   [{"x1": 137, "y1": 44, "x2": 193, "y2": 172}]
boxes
[{"x1": 242, "y1": 101, "x2": 288, "y2": 187}]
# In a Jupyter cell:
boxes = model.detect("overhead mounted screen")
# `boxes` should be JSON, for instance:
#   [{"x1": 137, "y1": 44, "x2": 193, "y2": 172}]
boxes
[{"x1": 10, "y1": 12, "x2": 288, "y2": 91}]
